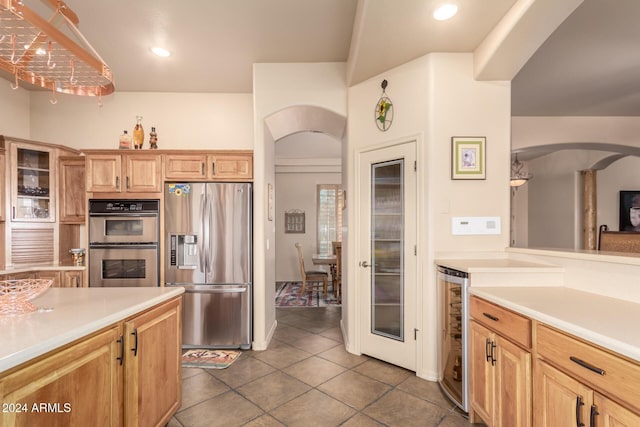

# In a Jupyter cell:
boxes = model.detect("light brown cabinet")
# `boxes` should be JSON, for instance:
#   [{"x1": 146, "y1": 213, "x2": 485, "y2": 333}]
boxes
[
  {"x1": 534, "y1": 323, "x2": 640, "y2": 426},
  {"x1": 58, "y1": 156, "x2": 86, "y2": 223},
  {"x1": 86, "y1": 153, "x2": 162, "y2": 193},
  {"x1": 0, "y1": 296, "x2": 182, "y2": 427},
  {"x1": 469, "y1": 297, "x2": 532, "y2": 427},
  {"x1": 164, "y1": 152, "x2": 253, "y2": 181},
  {"x1": 35, "y1": 270, "x2": 62, "y2": 288},
  {"x1": 0, "y1": 150, "x2": 5, "y2": 222},
  {"x1": 62, "y1": 270, "x2": 83, "y2": 287},
  {"x1": 0, "y1": 326, "x2": 122, "y2": 427}
]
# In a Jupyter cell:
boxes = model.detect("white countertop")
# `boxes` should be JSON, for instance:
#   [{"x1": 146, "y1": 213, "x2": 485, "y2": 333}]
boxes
[
  {"x1": 470, "y1": 286, "x2": 640, "y2": 363},
  {"x1": 0, "y1": 287, "x2": 185, "y2": 373},
  {"x1": 436, "y1": 258, "x2": 562, "y2": 273}
]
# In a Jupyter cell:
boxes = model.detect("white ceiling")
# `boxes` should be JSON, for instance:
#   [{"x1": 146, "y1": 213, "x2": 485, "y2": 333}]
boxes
[{"x1": 10, "y1": 0, "x2": 640, "y2": 116}]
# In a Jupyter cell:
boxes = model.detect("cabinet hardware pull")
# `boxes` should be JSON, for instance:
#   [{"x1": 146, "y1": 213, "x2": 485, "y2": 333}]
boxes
[
  {"x1": 491, "y1": 342, "x2": 496, "y2": 366},
  {"x1": 482, "y1": 312, "x2": 499, "y2": 322},
  {"x1": 485, "y1": 338, "x2": 491, "y2": 362},
  {"x1": 115, "y1": 176, "x2": 120, "y2": 189},
  {"x1": 131, "y1": 329, "x2": 138, "y2": 356},
  {"x1": 212, "y1": 162, "x2": 215, "y2": 176},
  {"x1": 12, "y1": 206, "x2": 15, "y2": 219},
  {"x1": 576, "y1": 395, "x2": 585, "y2": 427},
  {"x1": 201, "y1": 162, "x2": 205, "y2": 175},
  {"x1": 569, "y1": 356, "x2": 606, "y2": 376},
  {"x1": 589, "y1": 404, "x2": 598, "y2": 427},
  {"x1": 116, "y1": 336, "x2": 124, "y2": 365},
  {"x1": 126, "y1": 176, "x2": 130, "y2": 189}
]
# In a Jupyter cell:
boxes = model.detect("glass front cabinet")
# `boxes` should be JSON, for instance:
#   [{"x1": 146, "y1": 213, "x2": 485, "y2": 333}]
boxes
[{"x1": 10, "y1": 143, "x2": 55, "y2": 222}]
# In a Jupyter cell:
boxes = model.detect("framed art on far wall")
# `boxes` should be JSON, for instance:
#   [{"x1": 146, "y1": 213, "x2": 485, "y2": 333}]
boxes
[
  {"x1": 451, "y1": 136, "x2": 486, "y2": 180},
  {"x1": 619, "y1": 190, "x2": 640, "y2": 231}
]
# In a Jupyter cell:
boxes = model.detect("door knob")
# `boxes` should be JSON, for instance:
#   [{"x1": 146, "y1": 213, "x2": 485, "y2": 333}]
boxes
[{"x1": 359, "y1": 261, "x2": 370, "y2": 268}]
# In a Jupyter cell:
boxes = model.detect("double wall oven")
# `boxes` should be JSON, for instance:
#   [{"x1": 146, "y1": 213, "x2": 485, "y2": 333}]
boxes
[{"x1": 89, "y1": 199, "x2": 160, "y2": 287}]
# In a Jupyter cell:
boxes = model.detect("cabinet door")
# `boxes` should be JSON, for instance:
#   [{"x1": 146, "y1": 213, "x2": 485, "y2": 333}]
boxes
[
  {"x1": 62, "y1": 270, "x2": 83, "y2": 288},
  {"x1": 11, "y1": 143, "x2": 56, "y2": 222},
  {"x1": 59, "y1": 156, "x2": 86, "y2": 223},
  {"x1": 534, "y1": 361, "x2": 593, "y2": 427},
  {"x1": 0, "y1": 326, "x2": 122, "y2": 427},
  {"x1": 208, "y1": 154, "x2": 253, "y2": 180},
  {"x1": 469, "y1": 320, "x2": 494, "y2": 424},
  {"x1": 495, "y1": 335, "x2": 531, "y2": 427},
  {"x1": 125, "y1": 155, "x2": 162, "y2": 193},
  {"x1": 124, "y1": 297, "x2": 181, "y2": 426},
  {"x1": 593, "y1": 392, "x2": 640, "y2": 426},
  {"x1": 164, "y1": 154, "x2": 207, "y2": 180},
  {"x1": 0, "y1": 151, "x2": 5, "y2": 222},
  {"x1": 35, "y1": 270, "x2": 62, "y2": 288},
  {"x1": 87, "y1": 155, "x2": 122, "y2": 192}
]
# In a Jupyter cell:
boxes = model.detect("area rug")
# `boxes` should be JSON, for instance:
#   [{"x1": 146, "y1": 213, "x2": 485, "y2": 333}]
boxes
[
  {"x1": 181, "y1": 349, "x2": 241, "y2": 369},
  {"x1": 275, "y1": 281, "x2": 341, "y2": 307}
]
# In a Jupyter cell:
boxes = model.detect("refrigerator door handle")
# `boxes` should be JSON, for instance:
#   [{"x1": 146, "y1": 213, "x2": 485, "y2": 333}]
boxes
[
  {"x1": 203, "y1": 191, "x2": 211, "y2": 274},
  {"x1": 199, "y1": 192, "x2": 206, "y2": 272}
]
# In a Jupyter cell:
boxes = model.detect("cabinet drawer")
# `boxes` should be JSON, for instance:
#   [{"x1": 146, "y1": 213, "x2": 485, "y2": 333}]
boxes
[
  {"x1": 536, "y1": 324, "x2": 640, "y2": 413},
  {"x1": 470, "y1": 296, "x2": 531, "y2": 348}
]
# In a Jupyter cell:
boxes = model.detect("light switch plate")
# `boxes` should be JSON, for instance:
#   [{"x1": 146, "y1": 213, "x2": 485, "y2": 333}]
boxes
[{"x1": 451, "y1": 216, "x2": 501, "y2": 235}]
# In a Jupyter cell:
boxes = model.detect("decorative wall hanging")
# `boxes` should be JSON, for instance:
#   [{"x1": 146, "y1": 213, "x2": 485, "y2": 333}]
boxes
[
  {"x1": 619, "y1": 191, "x2": 640, "y2": 231},
  {"x1": 285, "y1": 210, "x2": 305, "y2": 233},
  {"x1": 375, "y1": 79, "x2": 393, "y2": 131},
  {"x1": 451, "y1": 137, "x2": 486, "y2": 180}
]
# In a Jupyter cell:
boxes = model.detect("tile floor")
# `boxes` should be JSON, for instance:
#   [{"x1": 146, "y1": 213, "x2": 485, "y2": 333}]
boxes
[{"x1": 169, "y1": 306, "x2": 481, "y2": 427}]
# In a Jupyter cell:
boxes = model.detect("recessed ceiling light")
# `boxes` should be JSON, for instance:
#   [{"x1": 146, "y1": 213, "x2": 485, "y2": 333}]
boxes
[
  {"x1": 151, "y1": 47, "x2": 171, "y2": 57},
  {"x1": 433, "y1": 4, "x2": 458, "y2": 21}
]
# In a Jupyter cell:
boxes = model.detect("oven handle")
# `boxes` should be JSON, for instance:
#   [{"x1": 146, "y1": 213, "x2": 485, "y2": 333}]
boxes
[
  {"x1": 88, "y1": 213, "x2": 159, "y2": 217},
  {"x1": 184, "y1": 287, "x2": 248, "y2": 294},
  {"x1": 89, "y1": 244, "x2": 158, "y2": 250}
]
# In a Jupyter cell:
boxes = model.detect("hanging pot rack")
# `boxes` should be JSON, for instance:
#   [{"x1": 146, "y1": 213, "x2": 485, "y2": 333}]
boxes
[{"x1": 0, "y1": 0, "x2": 114, "y2": 98}]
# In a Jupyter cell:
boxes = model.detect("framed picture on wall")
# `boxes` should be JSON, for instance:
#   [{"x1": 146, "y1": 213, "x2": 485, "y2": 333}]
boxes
[
  {"x1": 619, "y1": 191, "x2": 640, "y2": 231},
  {"x1": 451, "y1": 136, "x2": 486, "y2": 180}
]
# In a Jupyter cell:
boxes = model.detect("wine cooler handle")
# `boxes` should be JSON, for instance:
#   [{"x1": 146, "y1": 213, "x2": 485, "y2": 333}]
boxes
[{"x1": 576, "y1": 395, "x2": 585, "y2": 427}]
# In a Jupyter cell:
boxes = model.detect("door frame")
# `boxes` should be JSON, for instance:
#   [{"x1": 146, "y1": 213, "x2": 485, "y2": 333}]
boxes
[{"x1": 352, "y1": 136, "x2": 424, "y2": 371}]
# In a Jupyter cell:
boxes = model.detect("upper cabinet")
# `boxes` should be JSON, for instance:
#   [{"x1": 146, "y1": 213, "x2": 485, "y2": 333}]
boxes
[
  {"x1": 0, "y1": 149, "x2": 5, "y2": 222},
  {"x1": 86, "y1": 152, "x2": 162, "y2": 193},
  {"x1": 10, "y1": 142, "x2": 55, "y2": 223},
  {"x1": 58, "y1": 156, "x2": 86, "y2": 224},
  {"x1": 164, "y1": 152, "x2": 253, "y2": 181}
]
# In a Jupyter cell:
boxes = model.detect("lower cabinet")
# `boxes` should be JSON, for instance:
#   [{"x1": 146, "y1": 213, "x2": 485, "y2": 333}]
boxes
[
  {"x1": 0, "y1": 296, "x2": 182, "y2": 427},
  {"x1": 469, "y1": 320, "x2": 532, "y2": 427}
]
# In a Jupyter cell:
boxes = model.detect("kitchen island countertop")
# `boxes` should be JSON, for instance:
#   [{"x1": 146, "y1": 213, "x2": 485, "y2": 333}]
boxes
[
  {"x1": 470, "y1": 286, "x2": 640, "y2": 363},
  {"x1": 0, "y1": 287, "x2": 184, "y2": 373}
]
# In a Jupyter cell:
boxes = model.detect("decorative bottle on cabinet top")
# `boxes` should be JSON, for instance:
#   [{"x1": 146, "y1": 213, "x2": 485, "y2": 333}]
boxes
[
  {"x1": 149, "y1": 127, "x2": 158, "y2": 149},
  {"x1": 133, "y1": 115, "x2": 144, "y2": 149},
  {"x1": 119, "y1": 130, "x2": 131, "y2": 149}
]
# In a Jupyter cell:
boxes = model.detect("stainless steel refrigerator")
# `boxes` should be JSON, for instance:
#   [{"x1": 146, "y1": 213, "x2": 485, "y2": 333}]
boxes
[{"x1": 164, "y1": 182, "x2": 252, "y2": 349}]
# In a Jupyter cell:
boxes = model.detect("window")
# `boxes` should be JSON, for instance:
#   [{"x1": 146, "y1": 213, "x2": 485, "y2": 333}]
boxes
[{"x1": 317, "y1": 184, "x2": 343, "y2": 255}]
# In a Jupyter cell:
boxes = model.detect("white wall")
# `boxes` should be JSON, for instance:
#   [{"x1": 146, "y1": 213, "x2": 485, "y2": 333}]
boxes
[
  {"x1": 252, "y1": 63, "x2": 348, "y2": 350},
  {"x1": 347, "y1": 53, "x2": 511, "y2": 380},
  {"x1": 275, "y1": 170, "x2": 341, "y2": 281},
  {"x1": 0, "y1": 85, "x2": 30, "y2": 139},
  {"x1": 28, "y1": 92, "x2": 254, "y2": 150}
]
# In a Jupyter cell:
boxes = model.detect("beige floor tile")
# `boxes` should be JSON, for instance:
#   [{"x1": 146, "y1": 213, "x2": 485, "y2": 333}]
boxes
[
  {"x1": 251, "y1": 342, "x2": 312, "y2": 369},
  {"x1": 341, "y1": 413, "x2": 385, "y2": 426},
  {"x1": 363, "y1": 389, "x2": 449, "y2": 427},
  {"x1": 237, "y1": 371, "x2": 311, "y2": 411},
  {"x1": 180, "y1": 371, "x2": 230, "y2": 410},
  {"x1": 288, "y1": 333, "x2": 341, "y2": 354},
  {"x1": 352, "y1": 358, "x2": 413, "y2": 386},
  {"x1": 319, "y1": 326, "x2": 344, "y2": 342},
  {"x1": 166, "y1": 417, "x2": 182, "y2": 427},
  {"x1": 317, "y1": 370, "x2": 390, "y2": 410},
  {"x1": 317, "y1": 345, "x2": 369, "y2": 368},
  {"x1": 176, "y1": 391, "x2": 263, "y2": 427},
  {"x1": 396, "y1": 375, "x2": 455, "y2": 409},
  {"x1": 270, "y1": 389, "x2": 356, "y2": 427},
  {"x1": 182, "y1": 367, "x2": 204, "y2": 380},
  {"x1": 283, "y1": 355, "x2": 347, "y2": 386},
  {"x1": 272, "y1": 324, "x2": 313, "y2": 344},
  {"x1": 208, "y1": 356, "x2": 276, "y2": 388},
  {"x1": 439, "y1": 412, "x2": 483, "y2": 427},
  {"x1": 243, "y1": 414, "x2": 286, "y2": 426}
]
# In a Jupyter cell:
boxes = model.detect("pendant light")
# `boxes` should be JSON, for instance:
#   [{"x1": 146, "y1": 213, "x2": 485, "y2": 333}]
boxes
[{"x1": 510, "y1": 154, "x2": 532, "y2": 187}]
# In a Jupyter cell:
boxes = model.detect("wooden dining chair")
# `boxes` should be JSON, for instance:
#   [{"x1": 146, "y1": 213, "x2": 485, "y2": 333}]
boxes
[
  {"x1": 334, "y1": 243, "x2": 342, "y2": 299},
  {"x1": 295, "y1": 243, "x2": 328, "y2": 296}
]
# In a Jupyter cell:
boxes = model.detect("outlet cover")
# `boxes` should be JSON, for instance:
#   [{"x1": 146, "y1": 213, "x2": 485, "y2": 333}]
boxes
[{"x1": 451, "y1": 216, "x2": 501, "y2": 235}]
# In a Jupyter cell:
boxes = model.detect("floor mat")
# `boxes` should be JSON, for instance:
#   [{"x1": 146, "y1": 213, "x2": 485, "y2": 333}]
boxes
[
  {"x1": 181, "y1": 349, "x2": 242, "y2": 369},
  {"x1": 275, "y1": 281, "x2": 341, "y2": 307}
]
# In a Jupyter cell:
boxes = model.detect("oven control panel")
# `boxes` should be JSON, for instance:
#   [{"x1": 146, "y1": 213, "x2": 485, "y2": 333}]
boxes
[{"x1": 89, "y1": 199, "x2": 160, "y2": 214}]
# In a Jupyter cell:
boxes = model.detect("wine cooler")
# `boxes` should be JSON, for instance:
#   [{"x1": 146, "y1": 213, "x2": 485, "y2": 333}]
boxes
[{"x1": 437, "y1": 266, "x2": 469, "y2": 412}]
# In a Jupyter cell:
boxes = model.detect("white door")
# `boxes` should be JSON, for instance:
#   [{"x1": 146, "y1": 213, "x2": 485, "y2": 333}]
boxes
[{"x1": 358, "y1": 141, "x2": 417, "y2": 370}]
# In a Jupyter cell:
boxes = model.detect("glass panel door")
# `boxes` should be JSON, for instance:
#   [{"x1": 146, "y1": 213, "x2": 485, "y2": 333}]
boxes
[
  {"x1": 14, "y1": 147, "x2": 52, "y2": 221},
  {"x1": 371, "y1": 159, "x2": 404, "y2": 340}
]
